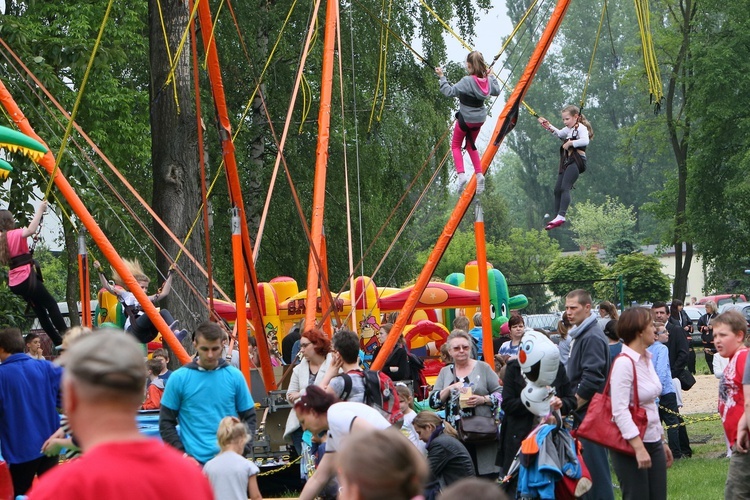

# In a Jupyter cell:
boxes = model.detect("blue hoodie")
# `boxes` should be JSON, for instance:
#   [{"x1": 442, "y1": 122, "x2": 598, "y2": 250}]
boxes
[{"x1": 0, "y1": 354, "x2": 62, "y2": 464}]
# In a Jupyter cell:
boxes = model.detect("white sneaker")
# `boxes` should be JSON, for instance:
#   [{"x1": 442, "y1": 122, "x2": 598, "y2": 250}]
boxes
[
  {"x1": 475, "y1": 173, "x2": 485, "y2": 195},
  {"x1": 458, "y1": 172, "x2": 469, "y2": 191}
]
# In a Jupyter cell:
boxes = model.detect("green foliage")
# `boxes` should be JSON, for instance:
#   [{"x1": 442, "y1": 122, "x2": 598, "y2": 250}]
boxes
[
  {"x1": 32, "y1": 246, "x2": 67, "y2": 300},
  {"x1": 568, "y1": 197, "x2": 637, "y2": 251},
  {"x1": 0, "y1": 282, "x2": 33, "y2": 331},
  {"x1": 544, "y1": 252, "x2": 605, "y2": 299},
  {"x1": 597, "y1": 252, "x2": 670, "y2": 305},
  {"x1": 604, "y1": 235, "x2": 640, "y2": 265},
  {"x1": 497, "y1": 228, "x2": 560, "y2": 313}
]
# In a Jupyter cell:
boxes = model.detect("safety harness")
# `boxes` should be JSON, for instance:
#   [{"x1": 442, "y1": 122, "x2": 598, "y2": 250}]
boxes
[
  {"x1": 558, "y1": 122, "x2": 587, "y2": 174},
  {"x1": 456, "y1": 93, "x2": 486, "y2": 151}
]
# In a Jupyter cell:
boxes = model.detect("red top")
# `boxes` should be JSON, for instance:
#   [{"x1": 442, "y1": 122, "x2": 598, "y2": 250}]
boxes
[
  {"x1": 141, "y1": 384, "x2": 164, "y2": 410},
  {"x1": 6, "y1": 228, "x2": 31, "y2": 286},
  {"x1": 719, "y1": 348, "x2": 748, "y2": 446},
  {"x1": 28, "y1": 439, "x2": 214, "y2": 500}
]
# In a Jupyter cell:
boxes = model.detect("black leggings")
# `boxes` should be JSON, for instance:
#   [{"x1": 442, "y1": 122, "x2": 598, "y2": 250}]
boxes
[
  {"x1": 10, "y1": 273, "x2": 66, "y2": 346},
  {"x1": 128, "y1": 309, "x2": 176, "y2": 344},
  {"x1": 553, "y1": 157, "x2": 584, "y2": 217},
  {"x1": 10, "y1": 455, "x2": 59, "y2": 496}
]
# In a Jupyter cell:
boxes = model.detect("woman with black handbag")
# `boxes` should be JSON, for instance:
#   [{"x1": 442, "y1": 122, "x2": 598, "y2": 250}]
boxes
[
  {"x1": 697, "y1": 301, "x2": 718, "y2": 374},
  {"x1": 610, "y1": 308, "x2": 673, "y2": 499},
  {"x1": 429, "y1": 330, "x2": 501, "y2": 478}
]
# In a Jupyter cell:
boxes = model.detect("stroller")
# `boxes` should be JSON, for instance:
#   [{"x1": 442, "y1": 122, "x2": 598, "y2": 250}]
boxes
[{"x1": 501, "y1": 413, "x2": 592, "y2": 500}]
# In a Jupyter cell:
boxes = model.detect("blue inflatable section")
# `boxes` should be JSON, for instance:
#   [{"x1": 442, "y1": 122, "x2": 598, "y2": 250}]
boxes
[{"x1": 137, "y1": 410, "x2": 174, "y2": 439}]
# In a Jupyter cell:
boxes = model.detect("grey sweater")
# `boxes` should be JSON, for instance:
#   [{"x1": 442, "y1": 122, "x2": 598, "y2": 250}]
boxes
[
  {"x1": 439, "y1": 74, "x2": 501, "y2": 123},
  {"x1": 566, "y1": 313, "x2": 611, "y2": 416}
]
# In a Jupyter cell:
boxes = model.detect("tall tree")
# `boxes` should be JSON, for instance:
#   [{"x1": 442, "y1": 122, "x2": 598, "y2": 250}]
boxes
[
  {"x1": 148, "y1": 0, "x2": 206, "y2": 335},
  {"x1": 660, "y1": 0, "x2": 697, "y2": 301}
]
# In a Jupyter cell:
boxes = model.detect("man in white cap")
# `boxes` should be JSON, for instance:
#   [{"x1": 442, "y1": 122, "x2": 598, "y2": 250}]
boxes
[{"x1": 28, "y1": 331, "x2": 213, "y2": 500}]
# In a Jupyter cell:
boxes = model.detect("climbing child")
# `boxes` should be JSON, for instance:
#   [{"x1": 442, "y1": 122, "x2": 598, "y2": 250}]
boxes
[
  {"x1": 435, "y1": 51, "x2": 501, "y2": 194},
  {"x1": 93, "y1": 258, "x2": 187, "y2": 344},
  {"x1": 203, "y1": 416, "x2": 263, "y2": 500},
  {"x1": 0, "y1": 201, "x2": 67, "y2": 345},
  {"x1": 537, "y1": 104, "x2": 594, "y2": 230}
]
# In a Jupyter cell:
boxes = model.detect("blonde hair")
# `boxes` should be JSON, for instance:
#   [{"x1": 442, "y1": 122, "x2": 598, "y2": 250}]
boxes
[
  {"x1": 562, "y1": 104, "x2": 594, "y2": 139},
  {"x1": 61, "y1": 326, "x2": 94, "y2": 350},
  {"x1": 111, "y1": 258, "x2": 149, "y2": 287},
  {"x1": 337, "y1": 429, "x2": 428, "y2": 500},
  {"x1": 412, "y1": 412, "x2": 459, "y2": 438},
  {"x1": 217, "y1": 416, "x2": 249, "y2": 449},
  {"x1": 466, "y1": 51, "x2": 488, "y2": 77}
]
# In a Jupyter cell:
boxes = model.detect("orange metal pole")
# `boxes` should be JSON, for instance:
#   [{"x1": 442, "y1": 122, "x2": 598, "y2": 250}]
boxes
[
  {"x1": 320, "y1": 230, "x2": 332, "y2": 336},
  {"x1": 0, "y1": 80, "x2": 191, "y2": 364},
  {"x1": 231, "y1": 209, "x2": 251, "y2": 388},
  {"x1": 372, "y1": 0, "x2": 573, "y2": 370},
  {"x1": 304, "y1": 0, "x2": 338, "y2": 330},
  {"x1": 77, "y1": 229, "x2": 92, "y2": 328},
  {"x1": 195, "y1": 0, "x2": 276, "y2": 391},
  {"x1": 473, "y1": 204, "x2": 494, "y2": 361}
]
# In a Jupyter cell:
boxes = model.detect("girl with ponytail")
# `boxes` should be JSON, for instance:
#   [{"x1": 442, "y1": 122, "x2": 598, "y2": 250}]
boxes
[{"x1": 537, "y1": 105, "x2": 594, "y2": 230}]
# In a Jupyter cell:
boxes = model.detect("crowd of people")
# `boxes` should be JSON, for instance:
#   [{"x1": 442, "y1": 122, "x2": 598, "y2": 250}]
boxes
[{"x1": 2, "y1": 287, "x2": 750, "y2": 499}]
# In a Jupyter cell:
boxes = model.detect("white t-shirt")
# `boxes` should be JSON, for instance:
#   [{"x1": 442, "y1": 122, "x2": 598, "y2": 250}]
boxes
[
  {"x1": 325, "y1": 402, "x2": 391, "y2": 453},
  {"x1": 203, "y1": 450, "x2": 259, "y2": 500},
  {"x1": 401, "y1": 411, "x2": 427, "y2": 455}
]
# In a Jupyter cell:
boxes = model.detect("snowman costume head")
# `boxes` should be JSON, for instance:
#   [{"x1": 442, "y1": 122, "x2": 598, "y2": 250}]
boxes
[{"x1": 518, "y1": 330, "x2": 560, "y2": 416}]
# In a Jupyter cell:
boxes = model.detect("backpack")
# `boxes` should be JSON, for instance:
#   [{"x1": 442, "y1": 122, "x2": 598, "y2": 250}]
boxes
[
  {"x1": 340, "y1": 370, "x2": 404, "y2": 425},
  {"x1": 406, "y1": 352, "x2": 427, "y2": 399}
]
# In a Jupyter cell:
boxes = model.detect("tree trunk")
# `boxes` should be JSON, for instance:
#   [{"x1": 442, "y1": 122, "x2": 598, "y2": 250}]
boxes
[
  {"x1": 665, "y1": 0, "x2": 696, "y2": 301},
  {"x1": 148, "y1": 0, "x2": 207, "y2": 363}
]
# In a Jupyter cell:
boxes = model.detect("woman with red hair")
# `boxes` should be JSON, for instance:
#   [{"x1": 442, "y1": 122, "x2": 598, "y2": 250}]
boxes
[{"x1": 284, "y1": 329, "x2": 333, "y2": 454}]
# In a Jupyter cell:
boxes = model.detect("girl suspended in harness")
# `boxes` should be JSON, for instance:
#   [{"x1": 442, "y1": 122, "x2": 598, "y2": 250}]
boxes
[
  {"x1": 0, "y1": 201, "x2": 67, "y2": 346},
  {"x1": 537, "y1": 105, "x2": 594, "y2": 230},
  {"x1": 93, "y1": 258, "x2": 188, "y2": 344},
  {"x1": 435, "y1": 51, "x2": 500, "y2": 195}
]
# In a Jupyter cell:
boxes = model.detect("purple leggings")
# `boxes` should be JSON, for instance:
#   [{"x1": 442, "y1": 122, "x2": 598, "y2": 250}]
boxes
[{"x1": 451, "y1": 122, "x2": 483, "y2": 174}]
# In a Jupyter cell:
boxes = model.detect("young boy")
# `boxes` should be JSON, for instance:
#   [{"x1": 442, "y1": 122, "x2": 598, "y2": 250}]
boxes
[
  {"x1": 151, "y1": 348, "x2": 173, "y2": 384},
  {"x1": 141, "y1": 358, "x2": 166, "y2": 410},
  {"x1": 713, "y1": 310, "x2": 750, "y2": 497}
]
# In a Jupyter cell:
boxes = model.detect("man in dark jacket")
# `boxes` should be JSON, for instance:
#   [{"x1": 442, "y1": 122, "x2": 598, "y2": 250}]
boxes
[
  {"x1": 652, "y1": 301, "x2": 692, "y2": 458},
  {"x1": 564, "y1": 289, "x2": 613, "y2": 500}
]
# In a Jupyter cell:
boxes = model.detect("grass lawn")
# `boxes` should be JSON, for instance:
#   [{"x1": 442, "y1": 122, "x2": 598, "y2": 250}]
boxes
[{"x1": 613, "y1": 412, "x2": 728, "y2": 499}]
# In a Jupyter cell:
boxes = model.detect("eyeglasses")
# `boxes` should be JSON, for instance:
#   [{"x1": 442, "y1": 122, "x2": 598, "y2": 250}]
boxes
[
  {"x1": 299, "y1": 342, "x2": 312, "y2": 349},
  {"x1": 451, "y1": 345, "x2": 471, "y2": 352}
]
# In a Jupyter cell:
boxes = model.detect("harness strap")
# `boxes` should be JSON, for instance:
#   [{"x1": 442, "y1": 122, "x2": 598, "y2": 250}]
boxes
[
  {"x1": 455, "y1": 112, "x2": 482, "y2": 151},
  {"x1": 9, "y1": 252, "x2": 44, "y2": 282}
]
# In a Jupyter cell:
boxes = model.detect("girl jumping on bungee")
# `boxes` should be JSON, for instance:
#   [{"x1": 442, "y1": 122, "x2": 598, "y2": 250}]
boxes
[
  {"x1": 435, "y1": 51, "x2": 500, "y2": 195},
  {"x1": 537, "y1": 104, "x2": 594, "y2": 230}
]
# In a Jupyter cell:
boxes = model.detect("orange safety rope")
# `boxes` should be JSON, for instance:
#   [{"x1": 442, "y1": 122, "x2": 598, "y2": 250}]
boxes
[
  {"x1": 0, "y1": 48, "x2": 230, "y2": 326},
  {"x1": 303, "y1": 0, "x2": 339, "y2": 331},
  {"x1": 247, "y1": 0, "x2": 323, "y2": 262},
  {"x1": 188, "y1": 0, "x2": 216, "y2": 316},
  {"x1": 221, "y1": 0, "x2": 343, "y2": 329},
  {"x1": 195, "y1": 0, "x2": 276, "y2": 391},
  {"x1": 0, "y1": 38, "x2": 232, "y2": 306},
  {"x1": 0, "y1": 79, "x2": 192, "y2": 364},
  {"x1": 372, "y1": 0, "x2": 575, "y2": 371},
  {"x1": 336, "y1": 5, "x2": 358, "y2": 332}
]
